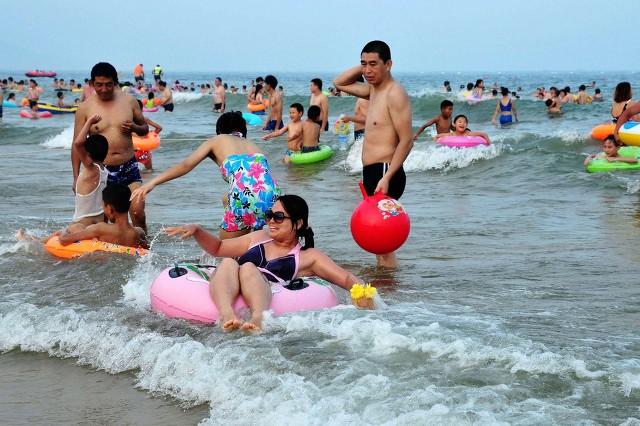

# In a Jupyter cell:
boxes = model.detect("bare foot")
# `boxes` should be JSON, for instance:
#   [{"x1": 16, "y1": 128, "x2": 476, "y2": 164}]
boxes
[
  {"x1": 240, "y1": 316, "x2": 262, "y2": 332},
  {"x1": 376, "y1": 252, "x2": 398, "y2": 269},
  {"x1": 220, "y1": 316, "x2": 242, "y2": 332}
]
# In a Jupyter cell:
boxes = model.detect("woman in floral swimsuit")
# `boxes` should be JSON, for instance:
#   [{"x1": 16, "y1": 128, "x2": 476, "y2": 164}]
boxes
[{"x1": 131, "y1": 112, "x2": 281, "y2": 239}]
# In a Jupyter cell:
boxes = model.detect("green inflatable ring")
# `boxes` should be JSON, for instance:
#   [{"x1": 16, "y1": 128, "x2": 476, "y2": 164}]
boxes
[
  {"x1": 289, "y1": 145, "x2": 334, "y2": 165},
  {"x1": 586, "y1": 146, "x2": 640, "y2": 173}
]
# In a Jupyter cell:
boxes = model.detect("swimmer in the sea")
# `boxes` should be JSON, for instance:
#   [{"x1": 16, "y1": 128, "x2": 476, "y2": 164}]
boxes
[
  {"x1": 262, "y1": 103, "x2": 304, "y2": 163},
  {"x1": 545, "y1": 98, "x2": 562, "y2": 114},
  {"x1": 301, "y1": 105, "x2": 321, "y2": 152},
  {"x1": 413, "y1": 100, "x2": 454, "y2": 140},
  {"x1": 584, "y1": 137, "x2": 637, "y2": 166},
  {"x1": 435, "y1": 114, "x2": 491, "y2": 144}
]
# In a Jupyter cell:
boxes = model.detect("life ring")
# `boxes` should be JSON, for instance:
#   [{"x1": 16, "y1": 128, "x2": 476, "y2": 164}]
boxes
[
  {"x1": 143, "y1": 106, "x2": 159, "y2": 113},
  {"x1": 289, "y1": 145, "x2": 334, "y2": 165},
  {"x1": 132, "y1": 131, "x2": 161, "y2": 151},
  {"x1": 247, "y1": 102, "x2": 266, "y2": 112},
  {"x1": 437, "y1": 136, "x2": 488, "y2": 148},
  {"x1": 37, "y1": 103, "x2": 78, "y2": 114},
  {"x1": 585, "y1": 146, "x2": 640, "y2": 173},
  {"x1": 20, "y1": 110, "x2": 52, "y2": 119},
  {"x1": 150, "y1": 264, "x2": 339, "y2": 323},
  {"x1": 618, "y1": 122, "x2": 640, "y2": 146},
  {"x1": 590, "y1": 123, "x2": 616, "y2": 142},
  {"x1": 44, "y1": 236, "x2": 148, "y2": 259}
]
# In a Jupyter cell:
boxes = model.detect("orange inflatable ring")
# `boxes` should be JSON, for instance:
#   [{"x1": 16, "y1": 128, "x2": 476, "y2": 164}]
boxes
[
  {"x1": 44, "y1": 236, "x2": 148, "y2": 259},
  {"x1": 591, "y1": 123, "x2": 615, "y2": 142},
  {"x1": 133, "y1": 131, "x2": 161, "y2": 151},
  {"x1": 247, "y1": 102, "x2": 266, "y2": 112},
  {"x1": 154, "y1": 97, "x2": 162, "y2": 106},
  {"x1": 21, "y1": 98, "x2": 29, "y2": 107}
]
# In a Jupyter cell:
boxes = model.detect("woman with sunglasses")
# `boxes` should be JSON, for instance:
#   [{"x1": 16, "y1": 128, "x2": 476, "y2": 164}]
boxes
[
  {"x1": 131, "y1": 111, "x2": 281, "y2": 239},
  {"x1": 165, "y1": 194, "x2": 365, "y2": 332}
]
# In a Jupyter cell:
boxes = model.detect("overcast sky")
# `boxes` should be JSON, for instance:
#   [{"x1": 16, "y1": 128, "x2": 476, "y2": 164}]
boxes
[{"x1": 4, "y1": 0, "x2": 638, "y2": 73}]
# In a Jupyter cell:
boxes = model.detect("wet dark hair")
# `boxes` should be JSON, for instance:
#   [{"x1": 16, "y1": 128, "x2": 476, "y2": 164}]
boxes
[
  {"x1": 307, "y1": 105, "x2": 321, "y2": 120},
  {"x1": 501, "y1": 87, "x2": 509, "y2": 97},
  {"x1": 57, "y1": 91, "x2": 63, "y2": 99},
  {"x1": 443, "y1": 80, "x2": 450, "y2": 86},
  {"x1": 579, "y1": 84, "x2": 586, "y2": 91},
  {"x1": 614, "y1": 82, "x2": 632, "y2": 103},
  {"x1": 256, "y1": 76, "x2": 264, "y2": 84},
  {"x1": 550, "y1": 86, "x2": 558, "y2": 96},
  {"x1": 276, "y1": 194, "x2": 314, "y2": 250},
  {"x1": 475, "y1": 79, "x2": 483, "y2": 88},
  {"x1": 29, "y1": 79, "x2": 37, "y2": 86},
  {"x1": 603, "y1": 136, "x2": 620, "y2": 147},
  {"x1": 85, "y1": 134, "x2": 108, "y2": 163},
  {"x1": 545, "y1": 99, "x2": 553, "y2": 107},
  {"x1": 265, "y1": 75, "x2": 278, "y2": 89},
  {"x1": 311, "y1": 78, "x2": 323, "y2": 90},
  {"x1": 491, "y1": 89, "x2": 498, "y2": 96},
  {"x1": 215, "y1": 77, "x2": 222, "y2": 83},
  {"x1": 216, "y1": 111, "x2": 247, "y2": 138},
  {"x1": 595, "y1": 88, "x2": 601, "y2": 94},
  {"x1": 90, "y1": 62, "x2": 118, "y2": 83},
  {"x1": 158, "y1": 80, "x2": 167, "y2": 87},
  {"x1": 453, "y1": 114, "x2": 468, "y2": 124},
  {"x1": 564, "y1": 86, "x2": 571, "y2": 93},
  {"x1": 466, "y1": 82, "x2": 474, "y2": 91},
  {"x1": 7, "y1": 93, "x2": 15, "y2": 100},
  {"x1": 102, "y1": 184, "x2": 131, "y2": 213},
  {"x1": 440, "y1": 100, "x2": 453, "y2": 110},
  {"x1": 290, "y1": 103, "x2": 304, "y2": 114},
  {"x1": 361, "y1": 40, "x2": 391, "y2": 62},
  {"x1": 148, "y1": 92, "x2": 154, "y2": 99}
]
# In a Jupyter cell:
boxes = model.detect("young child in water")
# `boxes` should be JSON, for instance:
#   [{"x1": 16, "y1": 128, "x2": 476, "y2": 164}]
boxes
[
  {"x1": 584, "y1": 137, "x2": 638, "y2": 166},
  {"x1": 55, "y1": 184, "x2": 148, "y2": 248},
  {"x1": 435, "y1": 114, "x2": 491, "y2": 144},
  {"x1": 545, "y1": 98, "x2": 562, "y2": 114},
  {"x1": 17, "y1": 115, "x2": 113, "y2": 241},
  {"x1": 301, "y1": 105, "x2": 321, "y2": 152},
  {"x1": 262, "y1": 103, "x2": 304, "y2": 163},
  {"x1": 413, "y1": 100, "x2": 454, "y2": 140}
]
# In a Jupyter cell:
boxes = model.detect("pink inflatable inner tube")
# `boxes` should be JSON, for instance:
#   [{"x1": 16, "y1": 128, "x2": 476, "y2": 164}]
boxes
[
  {"x1": 19, "y1": 110, "x2": 52, "y2": 119},
  {"x1": 143, "y1": 107, "x2": 159, "y2": 112},
  {"x1": 437, "y1": 135, "x2": 488, "y2": 148},
  {"x1": 150, "y1": 264, "x2": 340, "y2": 323}
]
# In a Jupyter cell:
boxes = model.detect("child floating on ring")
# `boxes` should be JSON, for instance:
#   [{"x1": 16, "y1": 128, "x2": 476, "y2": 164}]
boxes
[
  {"x1": 584, "y1": 137, "x2": 638, "y2": 166},
  {"x1": 434, "y1": 114, "x2": 491, "y2": 145}
]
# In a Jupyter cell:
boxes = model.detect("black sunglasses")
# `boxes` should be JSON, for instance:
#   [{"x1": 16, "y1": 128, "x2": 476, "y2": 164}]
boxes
[{"x1": 265, "y1": 209, "x2": 290, "y2": 224}]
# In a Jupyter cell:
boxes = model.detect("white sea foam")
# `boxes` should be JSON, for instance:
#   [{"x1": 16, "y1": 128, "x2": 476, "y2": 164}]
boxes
[
  {"x1": 172, "y1": 92, "x2": 204, "y2": 103},
  {"x1": 343, "y1": 140, "x2": 506, "y2": 174},
  {"x1": 41, "y1": 125, "x2": 74, "y2": 149}
]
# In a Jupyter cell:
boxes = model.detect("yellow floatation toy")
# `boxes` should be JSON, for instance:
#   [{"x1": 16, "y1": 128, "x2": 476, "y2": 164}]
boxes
[{"x1": 350, "y1": 283, "x2": 377, "y2": 309}]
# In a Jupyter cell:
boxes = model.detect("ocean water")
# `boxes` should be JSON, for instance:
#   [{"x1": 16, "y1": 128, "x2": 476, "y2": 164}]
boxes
[{"x1": 1, "y1": 70, "x2": 640, "y2": 425}]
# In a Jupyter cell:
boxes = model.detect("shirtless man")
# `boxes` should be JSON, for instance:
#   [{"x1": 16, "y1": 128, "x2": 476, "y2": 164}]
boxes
[
  {"x1": 334, "y1": 40, "x2": 413, "y2": 268},
  {"x1": 81, "y1": 78, "x2": 94, "y2": 102},
  {"x1": 302, "y1": 105, "x2": 321, "y2": 151},
  {"x1": 262, "y1": 75, "x2": 283, "y2": 131},
  {"x1": 158, "y1": 81, "x2": 174, "y2": 112},
  {"x1": 309, "y1": 78, "x2": 329, "y2": 132},
  {"x1": 342, "y1": 76, "x2": 369, "y2": 141},
  {"x1": 575, "y1": 85, "x2": 590, "y2": 105},
  {"x1": 213, "y1": 77, "x2": 225, "y2": 113},
  {"x1": 72, "y1": 62, "x2": 149, "y2": 230},
  {"x1": 27, "y1": 79, "x2": 40, "y2": 109}
]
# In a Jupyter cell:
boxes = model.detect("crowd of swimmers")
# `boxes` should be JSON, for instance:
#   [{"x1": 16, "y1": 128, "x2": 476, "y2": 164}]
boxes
[{"x1": 6, "y1": 43, "x2": 639, "y2": 331}]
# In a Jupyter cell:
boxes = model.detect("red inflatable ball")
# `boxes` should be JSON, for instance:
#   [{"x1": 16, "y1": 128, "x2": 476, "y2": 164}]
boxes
[{"x1": 350, "y1": 182, "x2": 410, "y2": 255}]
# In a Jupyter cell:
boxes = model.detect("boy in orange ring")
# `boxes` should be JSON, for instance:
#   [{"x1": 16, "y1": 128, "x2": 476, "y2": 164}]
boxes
[
  {"x1": 262, "y1": 103, "x2": 304, "y2": 163},
  {"x1": 56, "y1": 184, "x2": 148, "y2": 248},
  {"x1": 413, "y1": 100, "x2": 454, "y2": 140},
  {"x1": 135, "y1": 100, "x2": 163, "y2": 170}
]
